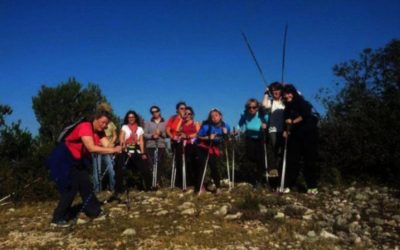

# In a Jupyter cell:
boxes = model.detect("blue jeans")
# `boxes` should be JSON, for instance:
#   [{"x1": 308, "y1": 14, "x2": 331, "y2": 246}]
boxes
[{"x1": 92, "y1": 154, "x2": 115, "y2": 192}]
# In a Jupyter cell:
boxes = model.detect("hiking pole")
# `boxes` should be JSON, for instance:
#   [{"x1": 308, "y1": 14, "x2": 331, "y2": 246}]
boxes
[
  {"x1": 279, "y1": 128, "x2": 289, "y2": 193},
  {"x1": 170, "y1": 147, "x2": 176, "y2": 188},
  {"x1": 281, "y1": 23, "x2": 288, "y2": 84},
  {"x1": 198, "y1": 140, "x2": 213, "y2": 196},
  {"x1": 224, "y1": 136, "x2": 231, "y2": 190},
  {"x1": 0, "y1": 177, "x2": 42, "y2": 204},
  {"x1": 70, "y1": 160, "x2": 114, "y2": 230},
  {"x1": 182, "y1": 141, "x2": 187, "y2": 191},
  {"x1": 241, "y1": 32, "x2": 268, "y2": 86},
  {"x1": 263, "y1": 129, "x2": 269, "y2": 185},
  {"x1": 152, "y1": 143, "x2": 159, "y2": 189},
  {"x1": 231, "y1": 128, "x2": 237, "y2": 188}
]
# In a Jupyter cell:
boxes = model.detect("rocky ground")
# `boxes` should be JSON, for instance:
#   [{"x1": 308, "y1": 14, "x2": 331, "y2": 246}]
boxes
[{"x1": 0, "y1": 183, "x2": 399, "y2": 249}]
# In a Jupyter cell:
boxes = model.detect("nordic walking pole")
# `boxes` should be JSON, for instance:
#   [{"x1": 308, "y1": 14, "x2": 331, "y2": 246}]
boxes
[
  {"x1": 241, "y1": 32, "x2": 268, "y2": 86},
  {"x1": 0, "y1": 177, "x2": 42, "y2": 204},
  {"x1": 182, "y1": 141, "x2": 187, "y2": 191},
  {"x1": 231, "y1": 128, "x2": 236, "y2": 188},
  {"x1": 152, "y1": 140, "x2": 159, "y2": 189},
  {"x1": 198, "y1": 140, "x2": 213, "y2": 196},
  {"x1": 281, "y1": 23, "x2": 288, "y2": 84},
  {"x1": 170, "y1": 147, "x2": 176, "y2": 188},
  {"x1": 224, "y1": 137, "x2": 231, "y2": 190},
  {"x1": 280, "y1": 128, "x2": 289, "y2": 193},
  {"x1": 263, "y1": 128, "x2": 269, "y2": 184},
  {"x1": 70, "y1": 159, "x2": 115, "y2": 230}
]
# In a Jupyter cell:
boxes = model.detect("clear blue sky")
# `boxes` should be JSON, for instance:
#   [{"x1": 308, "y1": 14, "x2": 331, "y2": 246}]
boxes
[{"x1": 1, "y1": 0, "x2": 399, "y2": 134}]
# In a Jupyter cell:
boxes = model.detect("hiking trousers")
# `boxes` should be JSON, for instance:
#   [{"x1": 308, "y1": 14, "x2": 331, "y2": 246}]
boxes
[
  {"x1": 195, "y1": 146, "x2": 221, "y2": 192},
  {"x1": 285, "y1": 129, "x2": 319, "y2": 189},
  {"x1": 52, "y1": 164, "x2": 101, "y2": 222}
]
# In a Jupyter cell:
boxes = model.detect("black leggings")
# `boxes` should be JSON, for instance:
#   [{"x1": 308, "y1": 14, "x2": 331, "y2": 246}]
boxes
[
  {"x1": 285, "y1": 130, "x2": 319, "y2": 189},
  {"x1": 114, "y1": 152, "x2": 152, "y2": 193},
  {"x1": 244, "y1": 137, "x2": 267, "y2": 185},
  {"x1": 195, "y1": 146, "x2": 221, "y2": 192}
]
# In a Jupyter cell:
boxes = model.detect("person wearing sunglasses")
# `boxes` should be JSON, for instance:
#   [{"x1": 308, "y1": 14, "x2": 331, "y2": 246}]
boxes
[
  {"x1": 166, "y1": 101, "x2": 187, "y2": 188},
  {"x1": 238, "y1": 98, "x2": 269, "y2": 188},
  {"x1": 144, "y1": 106, "x2": 167, "y2": 188},
  {"x1": 180, "y1": 106, "x2": 200, "y2": 188}
]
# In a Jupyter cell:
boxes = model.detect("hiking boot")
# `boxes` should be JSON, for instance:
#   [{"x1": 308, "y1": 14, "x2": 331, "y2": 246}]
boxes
[
  {"x1": 307, "y1": 188, "x2": 318, "y2": 195},
  {"x1": 50, "y1": 220, "x2": 70, "y2": 228}
]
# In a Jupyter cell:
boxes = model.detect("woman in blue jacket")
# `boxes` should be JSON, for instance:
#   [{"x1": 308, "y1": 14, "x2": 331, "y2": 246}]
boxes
[{"x1": 238, "y1": 98, "x2": 269, "y2": 187}]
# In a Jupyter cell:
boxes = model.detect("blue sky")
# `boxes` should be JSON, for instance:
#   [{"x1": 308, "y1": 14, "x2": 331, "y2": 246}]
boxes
[{"x1": 1, "y1": 0, "x2": 399, "y2": 134}]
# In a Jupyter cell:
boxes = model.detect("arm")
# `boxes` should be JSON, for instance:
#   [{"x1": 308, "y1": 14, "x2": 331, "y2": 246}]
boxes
[
  {"x1": 119, "y1": 129, "x2": 126, "y2": 148},
  {"x1": 82, "y1": 136, "x2": 121, "y2": 154},
  {"x1": 144, "y1": 122, "x2": 153, "y2": 140}
]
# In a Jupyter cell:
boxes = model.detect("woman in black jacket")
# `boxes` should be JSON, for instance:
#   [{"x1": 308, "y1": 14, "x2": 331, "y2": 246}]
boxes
[{"x1": 282, "y1": 84, "x2": 319, "y2": 194}]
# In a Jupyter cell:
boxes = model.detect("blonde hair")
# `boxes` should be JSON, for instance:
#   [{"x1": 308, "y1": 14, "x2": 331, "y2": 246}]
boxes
[{"x1": 97, "y1": 102, "x2": 112, "y2": 113}]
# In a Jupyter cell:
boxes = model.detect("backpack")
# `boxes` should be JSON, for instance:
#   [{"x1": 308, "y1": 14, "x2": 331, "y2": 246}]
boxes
[{"x1": 57, "y1": 117, "x2": 86, "y2": 143}]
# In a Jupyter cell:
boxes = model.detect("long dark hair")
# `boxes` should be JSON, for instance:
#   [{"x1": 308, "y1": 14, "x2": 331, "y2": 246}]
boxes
[
  {"x1": 123, "y1": 110, "x2": 143, "y2": 127},
  {"x1": 203, "y1": 108, "x2": 225, "y2": 127}
]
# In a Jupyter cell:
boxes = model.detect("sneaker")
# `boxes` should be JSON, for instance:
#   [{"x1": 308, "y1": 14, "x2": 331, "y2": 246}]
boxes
[
  {"x1": 282, "y1": 187, "x2": 290, "y2": 194},
  {"x1": 50, "y1": 220, "x2": 70, "y2": 228},
  {"x1": 307, "y1": 188, "x2": 318, "y2": 195}
]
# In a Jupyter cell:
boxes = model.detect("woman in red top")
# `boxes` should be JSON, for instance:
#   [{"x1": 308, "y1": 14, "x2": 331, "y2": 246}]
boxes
[
  {"x1": 180, "y1": 106, "x2": 200, "y2": 188},
  {"x1": 50, "y1": 110, "x2": 122, "y2": 227},
  {"x1": 166, "y1": 101, "x2": 186, "y2": 188}
]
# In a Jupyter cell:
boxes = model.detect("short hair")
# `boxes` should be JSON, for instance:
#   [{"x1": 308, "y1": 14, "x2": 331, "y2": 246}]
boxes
[
  {"x1": 149, "y1": 105, "x2": 161, "y2": 114},
  {"x1": 244, "y1": 98, "x2": 259, "y2": 110},
  {"x1": 175, "y1": 101, "x2": 187, "y2": 110}
]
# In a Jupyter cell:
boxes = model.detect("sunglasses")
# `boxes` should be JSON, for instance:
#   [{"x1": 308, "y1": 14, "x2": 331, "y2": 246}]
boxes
[{"x1": 248, "y1": 106, "x2": 258, "y2": 110}]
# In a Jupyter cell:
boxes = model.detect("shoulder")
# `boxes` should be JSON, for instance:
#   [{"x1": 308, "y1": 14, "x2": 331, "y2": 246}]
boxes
[{"x1": 137, "y1": 126, "x2": 144, "y2": 135}]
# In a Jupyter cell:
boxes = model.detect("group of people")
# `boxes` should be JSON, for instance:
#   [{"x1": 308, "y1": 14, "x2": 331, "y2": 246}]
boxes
[{"x1": 47, "y1": 82, "x2": 319, "y2": 227}]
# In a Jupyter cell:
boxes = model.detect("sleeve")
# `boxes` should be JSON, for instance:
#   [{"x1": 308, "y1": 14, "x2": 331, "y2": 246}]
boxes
[
  {"x1": 143, "y1": 122, "x2": 152, "y2": 139},
  {"x1": 225, "y1": 123, "x2": 231, "y2": 134},
  {"x1": 137, "y1": 127, "x2": 144, "y2": 137},
  {"x1": 238, "y1": 113, "x2": 246, "y2": 133},
  {"x1": 298, "y1": 100, "x2": 312, "y2": 120},
  {"x1": 197, "y1": 124, "x2": 207, "y2": 137},
  {"x1": 78, "y1": 122, "x2": 93, "y2": 137},
  {"x1": 166, "y1": 116, "x2": 174, "y2": 129}
]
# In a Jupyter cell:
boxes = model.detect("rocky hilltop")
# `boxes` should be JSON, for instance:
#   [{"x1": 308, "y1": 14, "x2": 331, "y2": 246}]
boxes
[{"x1": 1, "y1": 183, "x2": 399, "y2": 249}]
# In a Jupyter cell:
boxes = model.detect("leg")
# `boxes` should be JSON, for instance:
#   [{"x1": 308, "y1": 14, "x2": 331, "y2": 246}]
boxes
[
  {"x1": 114, "y1": 153, "x2": 128, "y2": 194},
  {"x1": 195, "y1": 146, "x2": 208, "y2": 192},
  {"x1": 303, "y1": 130, "x2": 319, "y2": 189},
  {"x1": 208, "y1": 154, "x2": 220, "y2": 189},
  {"x1": 285, "y1": 134, "x2": 302, "y2": 189},
  {"x1": 103, "y1": 154, "x2": 115, "y2": 192},
  {"x1": 92, "y1": 154, "x2": 101, "y2": 192},
  {"x1": 76, "y1": 165, "x2": 101, "y2": 218},
  {"x1": 52, "y1": 167, "x2": 79, "y2": 222}
]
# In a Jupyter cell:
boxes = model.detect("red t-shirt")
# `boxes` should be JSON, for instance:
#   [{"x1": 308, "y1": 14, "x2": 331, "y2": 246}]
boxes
[
  {"x1": 166, "y1": 115, "x2": 183, "y2": 138},
  {"x1": 64, "y1": 122, "x2": 105, "y2": 159}
]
